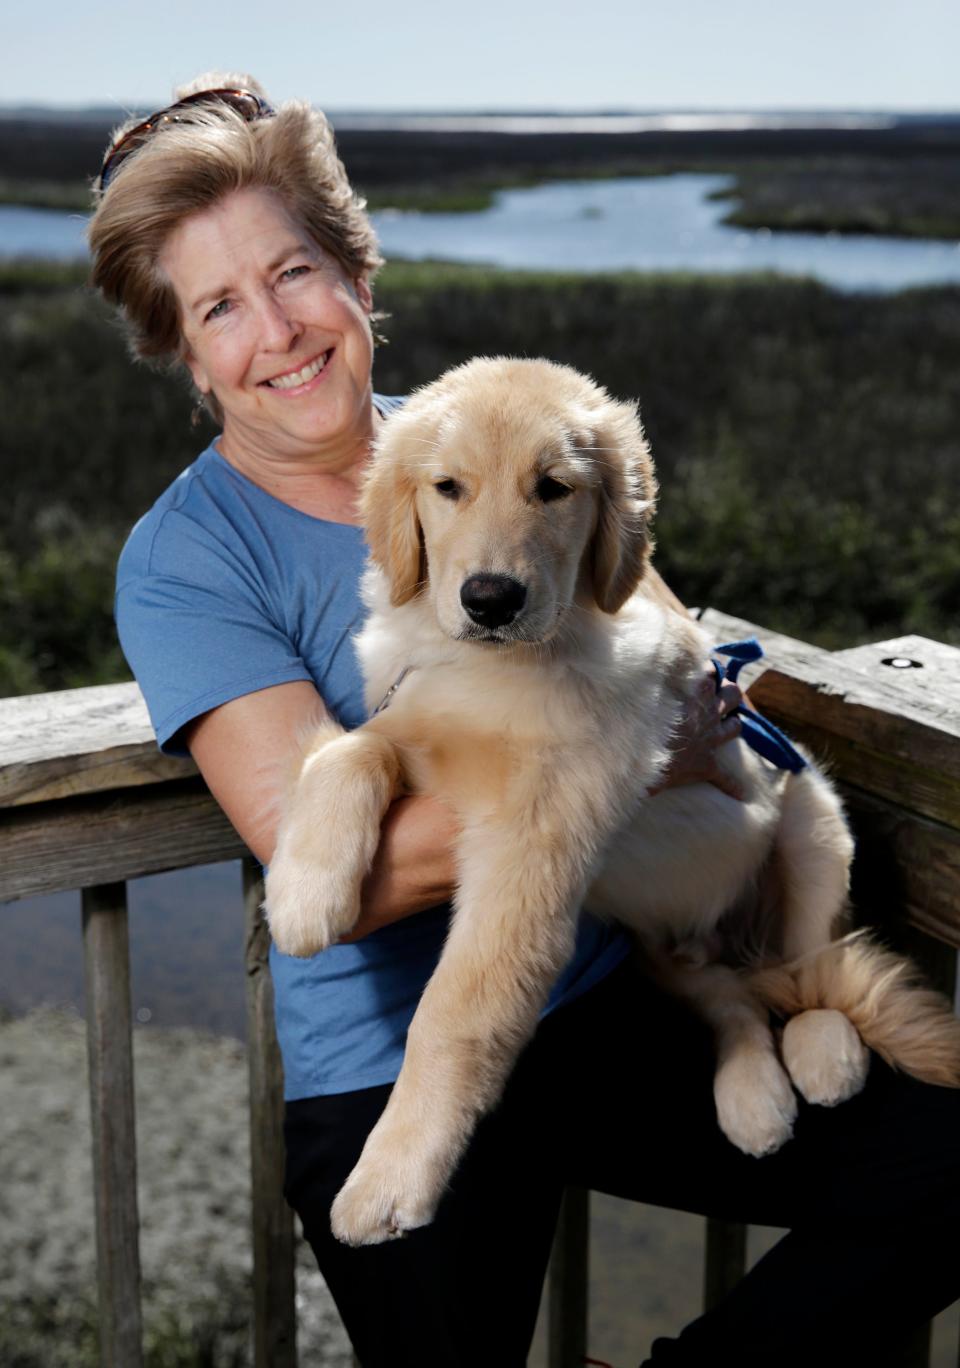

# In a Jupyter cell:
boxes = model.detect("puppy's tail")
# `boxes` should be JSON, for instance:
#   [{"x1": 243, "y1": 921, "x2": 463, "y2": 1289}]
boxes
[{"x1": 748, "y1": 930, "x2": 960, "y2": 1088}]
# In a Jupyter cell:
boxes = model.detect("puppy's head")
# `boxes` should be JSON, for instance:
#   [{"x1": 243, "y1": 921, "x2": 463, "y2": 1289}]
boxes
[{"x1": 361, "y1": 357, "x2": 656, "y2": 641}]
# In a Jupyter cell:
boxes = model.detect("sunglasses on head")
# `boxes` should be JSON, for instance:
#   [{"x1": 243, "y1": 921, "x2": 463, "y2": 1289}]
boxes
[{"x1": 96, "y1": 87, "x2": 275, "y2": 193}]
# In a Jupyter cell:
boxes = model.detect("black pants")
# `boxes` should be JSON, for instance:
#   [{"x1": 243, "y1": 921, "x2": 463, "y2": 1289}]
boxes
[{"x1": 284, "y1": 959, "x2": 960, "y2": 1367}]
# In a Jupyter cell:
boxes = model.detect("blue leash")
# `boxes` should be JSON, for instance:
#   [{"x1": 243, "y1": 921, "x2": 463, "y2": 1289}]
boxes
[{"x1": 711, "y1": 637, "x2": 808, "y2": 773}]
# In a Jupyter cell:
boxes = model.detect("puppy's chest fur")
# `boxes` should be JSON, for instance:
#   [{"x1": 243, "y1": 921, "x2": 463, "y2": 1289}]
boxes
[
  {"x1": 357, "y1": 572, "x2": 692, "y2": 831},
  {"x1": 357, "y1": 568, "x2": 786, "y2": 943}
]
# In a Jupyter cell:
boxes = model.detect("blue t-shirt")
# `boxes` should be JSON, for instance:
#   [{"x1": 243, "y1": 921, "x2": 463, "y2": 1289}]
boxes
[{"x1": 115, "y1": 407, "x2": 631, "y2": 1099}]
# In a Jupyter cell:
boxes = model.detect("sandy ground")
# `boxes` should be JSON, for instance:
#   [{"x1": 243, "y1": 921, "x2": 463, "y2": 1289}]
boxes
[
  {"x1": 1, "y1": 1009, "x2": 956, "y2": 1366},
  {"x1": 0, "y1": 1009, "x2": 352, "y2": 1367}
]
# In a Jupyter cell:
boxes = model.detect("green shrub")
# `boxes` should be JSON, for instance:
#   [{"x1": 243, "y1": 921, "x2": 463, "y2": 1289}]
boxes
[{"x1": 2, "y1": 265, "x2": 958, "y2": 694}]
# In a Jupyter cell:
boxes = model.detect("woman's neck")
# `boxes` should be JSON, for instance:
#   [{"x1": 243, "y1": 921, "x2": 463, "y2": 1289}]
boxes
[{"x1": 218, "y1": 406, "x2": 380, "y2": 525}]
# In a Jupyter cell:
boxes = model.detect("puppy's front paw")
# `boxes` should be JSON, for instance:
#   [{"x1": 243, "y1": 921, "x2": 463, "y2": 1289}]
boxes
[
  {"x1": 264, "y1": 844, "x2": 361, "y2": 958},
  {"x1": 330, "y1": 1150, "x2": 441, "y2": 1247},
  {"x1": 782, "y1": 1009, "x2": 870, "y2": 1107},
  {"x1": 714, "y1": 1051, "x2": 798, "y2": 1158}
]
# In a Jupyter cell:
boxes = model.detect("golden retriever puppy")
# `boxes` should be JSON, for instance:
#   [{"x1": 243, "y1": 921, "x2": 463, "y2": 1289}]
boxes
[{"x1": 266, "y1": 357, "x2": 960, "y2": 1247}]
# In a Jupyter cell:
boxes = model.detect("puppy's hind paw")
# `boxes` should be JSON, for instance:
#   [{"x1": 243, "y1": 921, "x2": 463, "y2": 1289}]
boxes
[
  {"x1": 782, "y1": 1009, "x2": 870, "y2": 1107},
  {"x1": 715, "y1": 1051, "x2": 798, "y2": 1158}
]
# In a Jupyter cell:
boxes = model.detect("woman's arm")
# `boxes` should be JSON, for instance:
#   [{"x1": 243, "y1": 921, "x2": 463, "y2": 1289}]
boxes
[{"x1": 185, "y1": 681, "x2": 459, "y2": 937}]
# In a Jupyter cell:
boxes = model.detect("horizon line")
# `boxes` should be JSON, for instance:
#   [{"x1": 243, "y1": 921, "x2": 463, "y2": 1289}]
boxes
[{"x1": 1, "y1": 102, "x2": 959, "y2": 119}]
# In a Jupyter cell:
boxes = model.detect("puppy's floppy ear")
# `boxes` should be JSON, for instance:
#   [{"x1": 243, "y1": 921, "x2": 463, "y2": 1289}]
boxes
[
  {"x1": 360, "y1": 420, "x2": 426, "y2": 606},
  {"x1": 581, "y1": 397, "x2": 657, "y2": 614}
]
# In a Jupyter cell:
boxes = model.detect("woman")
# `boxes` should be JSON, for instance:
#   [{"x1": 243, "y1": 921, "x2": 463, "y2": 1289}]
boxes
[{"x1": 90, "y1": 73, "x2": 960, "y2": 1368}]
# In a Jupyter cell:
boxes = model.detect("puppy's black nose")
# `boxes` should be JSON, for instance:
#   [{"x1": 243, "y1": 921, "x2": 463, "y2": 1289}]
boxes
[{"x1": 460, "y1": 574, "x2": 527, "y2": 628}]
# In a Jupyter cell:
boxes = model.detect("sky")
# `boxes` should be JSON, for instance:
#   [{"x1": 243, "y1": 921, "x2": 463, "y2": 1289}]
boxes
[{"x1": 5, "y1": 0, "x2": 958, "y2": 112}]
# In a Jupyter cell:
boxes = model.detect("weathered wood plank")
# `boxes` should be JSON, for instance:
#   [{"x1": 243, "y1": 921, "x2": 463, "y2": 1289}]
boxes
[
  {"x1": 844, "y1": 788, "x2": 960, "y2": 950},
  {"x1": 759, "y1": 711, "x2": 960, "y2": 831},
  {"x1": 0, "y1": 681, "x2": 194, "y2": 810},
  {"x1": 834, "y1": 635, "x2": 960, "y2": 713},
  {"x1": 896, "y1": 1320, "x2": 932, "y2": 1368},
  {"x1": 761, "y1": 644, "x2": 960, "y2": 759},
  {"x1": 700, "y1": 613, "x2": 960, "y2": 721},
  {"x1": 82, "y1": 882, "x2": 143, "y2": 1368},
  {"x1": 703, "y1": 1218, "x2": 747, "y2": 1312},
  {"x1": 898, "y1": 933, "x2": 958, "y2": 1014},
  {"x1": 244, "y1": 859, "x2": 298, "y2": 1368},
  {"x1": 699, "y1": 612, "x2": 960, "y2": 830},
  {"x1": 548, "y1": 1186, "x2": 590, "y2": 1368},
  {"x1": 701, "y1": 612, "x2": 960, "y2": 737},
  {"x1": 0, "y1": 779, "x2": 248, "y2": 902}
]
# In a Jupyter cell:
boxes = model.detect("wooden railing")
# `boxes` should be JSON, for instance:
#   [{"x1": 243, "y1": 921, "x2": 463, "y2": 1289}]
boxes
[{"x1": 2, "y1": 608, "x2": 958, "y2": 1368}]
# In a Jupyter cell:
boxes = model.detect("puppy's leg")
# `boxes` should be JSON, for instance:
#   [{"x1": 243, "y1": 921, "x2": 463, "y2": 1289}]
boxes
[
  {"x1": 776, "y1": 767, "x2": 854, "y2": 961},
  {"x1": 266, "y1": 721, "x2": 402, "y2": 957},
  {"x1": 652, "y1": 952, "x2": 797, "y2": 1158},
  {"x1": 330, "y1": 815, "x2": 588, "y2": 1246},
  {"x1": 769, "y1": 770, "x2": 870, "y2": 1106}
]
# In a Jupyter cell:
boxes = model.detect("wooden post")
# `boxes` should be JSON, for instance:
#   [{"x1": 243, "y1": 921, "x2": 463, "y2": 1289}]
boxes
[
  {"x1": 895, "y1": 1321, "x2": 932, "y2": 1368},
  {"x1": 82, "y1": 881, "x2": 144, "y2": 1368},
  {"x1": 703, "y1": 1218, "x2": 747, "y2": 1312},
  {"x1": 244, "y1": 857, "x2": 298, "y2": 1367},
  {"x1": 548, "y1": 1186, "x2": 590, "y2": 1368}
]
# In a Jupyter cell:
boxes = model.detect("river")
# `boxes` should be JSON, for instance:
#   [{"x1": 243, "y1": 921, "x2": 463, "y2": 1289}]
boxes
[{"x1": 3, "y1": 172, "x2": 960, "y2": 290}]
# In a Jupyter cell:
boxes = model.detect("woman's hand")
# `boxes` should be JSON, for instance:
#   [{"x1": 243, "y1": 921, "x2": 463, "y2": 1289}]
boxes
[{"x1": 650, "y1": 666, "x2": 745, "y2": 800}]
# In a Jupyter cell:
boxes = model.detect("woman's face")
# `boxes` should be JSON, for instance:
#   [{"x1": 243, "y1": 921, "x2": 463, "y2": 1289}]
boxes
[{"x1": 160, "y1": 186, "x2": 375, "y2": 467}]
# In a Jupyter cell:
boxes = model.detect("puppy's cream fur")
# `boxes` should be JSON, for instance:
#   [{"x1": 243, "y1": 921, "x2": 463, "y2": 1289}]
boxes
[{"x1": 266, "y1": 357, "x2": 960, "y2": 1247}]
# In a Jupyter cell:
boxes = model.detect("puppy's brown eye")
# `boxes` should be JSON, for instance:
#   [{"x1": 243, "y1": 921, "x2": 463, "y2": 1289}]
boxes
[
  {"x1": 536, "y1": 475, "x2": 573, "y2": 503},
  {"x1": 434, "y1": 478, "x2": 461, "y2": 500}
]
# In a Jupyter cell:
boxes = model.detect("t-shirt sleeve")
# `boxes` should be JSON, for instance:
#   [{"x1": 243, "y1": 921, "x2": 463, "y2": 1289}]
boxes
[{"x1": 115, "y1": 509, "x2": 313, "y2": 757}]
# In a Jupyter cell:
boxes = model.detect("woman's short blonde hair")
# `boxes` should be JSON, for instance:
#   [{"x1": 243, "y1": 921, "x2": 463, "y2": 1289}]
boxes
[{"x1": 88, "y1": 72, "x2": 382, "y2": 370}]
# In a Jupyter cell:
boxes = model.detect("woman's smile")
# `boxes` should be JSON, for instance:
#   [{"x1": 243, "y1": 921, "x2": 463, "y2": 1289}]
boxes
[{"x1": 261, "y1": 348, "x2": 335, "y2": 393}]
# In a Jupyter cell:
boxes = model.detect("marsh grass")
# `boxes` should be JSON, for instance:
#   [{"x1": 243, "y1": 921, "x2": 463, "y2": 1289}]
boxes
[
  {"x1": 0, "y1": 258, "x2": 88, "y2": 292},
  {"x1": 0, "y1": 177, "x2": 91, "y2": 212},
  {"x1": 0, "y1": 1010, "x2": 353, "y2": 1368},
  {"x1": 1, "y1": 264, "x2": 958, "y2": 694},
  {"x1": 716, "y1": 158, "x2": 960, "y2": 240}
]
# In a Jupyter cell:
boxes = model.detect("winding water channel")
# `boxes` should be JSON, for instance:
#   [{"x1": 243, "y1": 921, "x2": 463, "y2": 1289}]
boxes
[{"x1": 3, "y1": 173, "x2": 960, "y2": 291}]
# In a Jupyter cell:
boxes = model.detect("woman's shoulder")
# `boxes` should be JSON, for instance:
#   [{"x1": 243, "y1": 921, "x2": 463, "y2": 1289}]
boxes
[
  {"x1": 116, "y1": 444, "x2": 224, "y2": 583},
  {"x1": 374, "y1": 393, "x2": 406, "y2": 418}
]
